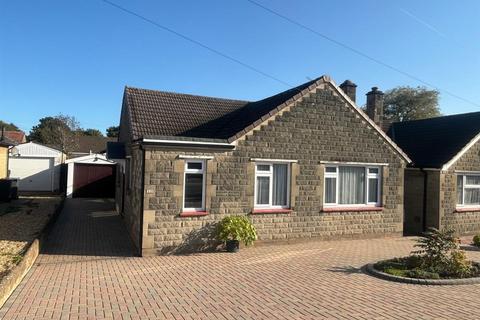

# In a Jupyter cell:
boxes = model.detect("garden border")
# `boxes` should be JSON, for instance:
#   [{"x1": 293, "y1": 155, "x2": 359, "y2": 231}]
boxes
[
  {"x1": 0, "y1": 197, "x2": 65, "y2": 308},
  {"x1": 365, "y1": 263, "x2": 480, "y2": 285}
]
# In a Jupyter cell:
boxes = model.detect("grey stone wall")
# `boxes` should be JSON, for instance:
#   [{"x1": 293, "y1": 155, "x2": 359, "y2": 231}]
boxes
[
  {"x1": 441, "y1": 139, "x2": 480, "y2": 235},
  {"x1": 121, "y1": 146, "x2": 144, "y2": 252},
  {"x1": 137, "y1": 85, "x2": 407, "y2": 254}
]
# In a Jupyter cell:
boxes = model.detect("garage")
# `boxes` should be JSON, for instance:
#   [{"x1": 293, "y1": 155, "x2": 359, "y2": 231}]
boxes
[
  {"x1": 8, "y1": 142, "x2": 64, "y2": 192},
  {"x1": 73, "y1": 163, "x2": 115, "y2": 198},
  {"x1": 66, "y1": 154, "x2": 116, "y2": 198}
]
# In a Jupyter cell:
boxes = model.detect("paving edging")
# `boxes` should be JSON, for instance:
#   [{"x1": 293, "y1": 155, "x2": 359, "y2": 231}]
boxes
[
  {"x1": 365, "y1": 263, "x2": 480, "y2": 285},
  {"x1": 0, "y1": 198, "x2": 65, "y2": 308}
]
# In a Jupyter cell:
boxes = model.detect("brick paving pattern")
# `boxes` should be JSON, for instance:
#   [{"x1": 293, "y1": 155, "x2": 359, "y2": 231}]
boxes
[{"x1": 1, "y1": 198, "x2": 480, "y2": 319}]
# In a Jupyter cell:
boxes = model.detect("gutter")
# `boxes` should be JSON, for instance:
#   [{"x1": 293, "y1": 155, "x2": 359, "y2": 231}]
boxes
[{"x1": 141, "y1": 138, "x2": 235, "y2": 149}]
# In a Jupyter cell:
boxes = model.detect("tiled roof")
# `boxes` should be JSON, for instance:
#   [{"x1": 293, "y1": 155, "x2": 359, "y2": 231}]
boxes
[
  {"x1": 0, "y1": 135, "x2": 17, "y2": 147},
  {"x1": 4, "y1": 131, "x2": 26, "y2": 144},
  {"x1": 125, "y1": 88, "x2": 248, "y2": 140},
  {"x1": 74, "y1": 136, "x2": 117, "y2": 154},
  {"x1": 387, "y1": 111, "x2": 480, "y2": 168},
  {"x1": 124, "y1": 78, "x2": 320, "y2": 141}
]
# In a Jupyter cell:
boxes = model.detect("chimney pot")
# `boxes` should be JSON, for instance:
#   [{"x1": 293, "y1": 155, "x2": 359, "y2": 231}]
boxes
[{"x1": 339, "y1": 80, "x2": 357, "y2": 103}]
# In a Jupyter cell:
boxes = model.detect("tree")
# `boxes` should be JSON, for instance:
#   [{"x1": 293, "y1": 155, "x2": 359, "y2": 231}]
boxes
[
  {"x1": 106, "y1": 125, "x2": 120, "y2": 138},
  {"x1": 0, "y1": 120, "x2": 20, "y2": 131},
  {"x1": 383, "y1": 86, "x2": 441, "y2": 122},
  {"x1": 80, "y1": 128, "x2": 103, "y2": 137},
  {"x1": 28, "y1": 114, "x2": 81, "y2": 153}
]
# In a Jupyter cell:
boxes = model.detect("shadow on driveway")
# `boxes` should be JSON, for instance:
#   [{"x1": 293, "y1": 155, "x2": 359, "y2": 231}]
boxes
[{"x1": 41, "y1": 198, "x2": 136, "y2": 257}]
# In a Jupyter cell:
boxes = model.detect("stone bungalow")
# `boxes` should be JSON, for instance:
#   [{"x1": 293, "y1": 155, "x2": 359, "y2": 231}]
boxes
[
  {"x1": 387, "y1": 112, "x2": 480, "y2": 236},
  {"x1": 115, "y1": 75, "x2": 411, "y2": 255}
]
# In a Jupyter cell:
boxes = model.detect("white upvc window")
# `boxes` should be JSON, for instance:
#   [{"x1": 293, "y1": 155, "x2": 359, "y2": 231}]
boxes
[
  {"x1": 457, "y1": 174, "x2": 480, "y2": 207},
  {"x1": 183, "y1": 160, "x2": 206, "y2": 211},
  {"x1": 324, "y1": 165, "x2": 381, "y2": 206},
  {"x1": 254, "y1": 162, "x2": 290, "y2": 209}
]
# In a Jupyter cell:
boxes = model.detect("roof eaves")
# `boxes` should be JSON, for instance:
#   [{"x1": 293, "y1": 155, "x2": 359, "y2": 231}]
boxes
[
  {"x1": 441, "y1": 132, "x2": 480, "y2": 171},
  {"x1": 125, "y1": 87, "x2": 136, "y2": 141}
]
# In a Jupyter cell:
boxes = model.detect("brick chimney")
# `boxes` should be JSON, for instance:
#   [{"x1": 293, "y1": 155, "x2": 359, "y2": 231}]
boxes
[
  {"x1": 339, "y1": 80, "x2": 357, "y2": 103},
  {"x1": 366, "y1": 87, "x2": 384, "y2": 127}
]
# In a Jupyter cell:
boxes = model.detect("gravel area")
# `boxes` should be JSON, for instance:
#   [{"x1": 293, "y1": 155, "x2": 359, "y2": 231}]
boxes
[{"x1": 0, "y1": 197, "x2": 62, "y2": 281}]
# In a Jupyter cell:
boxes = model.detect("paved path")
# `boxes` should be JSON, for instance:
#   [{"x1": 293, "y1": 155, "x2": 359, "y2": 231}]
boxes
[{"x1": 2, "y1": 199, "x2": 480, "y2": 319}]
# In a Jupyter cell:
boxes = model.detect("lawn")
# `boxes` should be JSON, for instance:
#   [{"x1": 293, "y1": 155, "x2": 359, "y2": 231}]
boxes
[{"x1": 0, "y1": 197, "x2": 62, "y2": 281}]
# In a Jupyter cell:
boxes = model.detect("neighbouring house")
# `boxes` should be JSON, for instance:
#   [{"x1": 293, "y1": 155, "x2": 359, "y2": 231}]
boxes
[
  {"x1": 65, "y1": 153, "x2": 116, "y2": 198},
  {"x1": 115, "y1": 75, "x2": 411, "y2": 255},
  {"x1": 387, "y1": 112, "x2": 480, "y2": 236},
  {"x1": 68, "y1": 136, "x2": 116, "y2": 158},
  {"x1": 8, "y1": 142, "x2": 65, "y2": 192},
  {"x1": 3, "y1": 130, "x2": 27, "y2": 145},
  {"x1": 0, "y1": 130, "x2": 17, "y2": 179}
]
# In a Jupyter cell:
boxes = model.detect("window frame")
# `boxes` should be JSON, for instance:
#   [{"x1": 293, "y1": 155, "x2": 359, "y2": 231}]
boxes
[
  {"x1": 254, "y1": 162, "x2": 291, "y2": 209},
  {"x1": 457, "y1": 173, "x2": 480, "y2": 208},
  {"x1": 323, "y1": 165, "x2": 382, "y2": 207},
  {"x1": 183, "y1": 160, "x2": 206, "y2": 212}
]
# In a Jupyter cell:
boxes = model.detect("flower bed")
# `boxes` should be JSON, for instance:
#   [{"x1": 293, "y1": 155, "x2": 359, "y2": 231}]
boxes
[
  {"x1": 374, "y1": 256, "x2": 480, "y2": 280},
  {"x1": 0, "y1": 197, "x2": 62, "y2": 281},
  {"x1": 368, "y1": 228, "x2": 480, "y2": 283}
]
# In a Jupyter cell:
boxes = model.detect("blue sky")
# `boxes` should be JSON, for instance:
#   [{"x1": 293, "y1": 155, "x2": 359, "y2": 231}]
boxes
[{"x1": 1, "y1": 0, "x2": 479, "y2": 134}]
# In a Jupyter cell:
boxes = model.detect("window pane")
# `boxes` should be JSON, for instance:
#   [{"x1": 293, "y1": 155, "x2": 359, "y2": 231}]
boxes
[
  {"x1": 256, "y1": 176, "x2": 270, "y2": 205},
  {"x1": 465, "y1": 188, "x2": 480, "y2": 205},
  {"x1": 273, "y1": 164, "x2": 288, "y2": 206},
  {"x1": 257, "y1": 164, "x2": 270, "y2": 172},
  {"x1": 368, "y1": 168, "x2": 379, "y2": 174},
  {"x1": 325, "y1": 177, "x2": 336, "y2": 203},
  {"x1": 326, "y1": 167, "x2": 337, "y2": 173},
  {"x1": 466, "y1": 176, "x2": 480, "y2": 185},
  {"x1": 338, "y1": 166, "x2": 365, "y2": 204},
  {"x1": 368, "y1": 178, "x2": 378, "y2": 203},
  {"x1": 457, "y1": 176, "x2": 464, "y2": 205},
  {"x1": 184, "y1": 173, "x2": 203, "y2": 208},
  {"x1": 187, "y1": 162, "x2": 202, "y2": 170}
]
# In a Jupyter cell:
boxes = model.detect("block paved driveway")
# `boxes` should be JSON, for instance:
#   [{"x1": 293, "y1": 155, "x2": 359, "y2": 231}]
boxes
[{"x1": 2, "y1": 198, "x2": 480, "y2": 320}]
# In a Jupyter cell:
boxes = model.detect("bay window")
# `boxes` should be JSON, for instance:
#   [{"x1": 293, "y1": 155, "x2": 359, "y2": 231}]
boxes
[
  {"x1": 183, "y1": 160, "x2": 206, "y2": 211},
  {"x1": 254, "y1": 163, "x2": 290, "y2": 209},
  {"x1": 457, "y1": 174, "x2": 480, "y2": 207},
  {"x1": 324, "y1": 165, "x2": 381, "y2": 206}
]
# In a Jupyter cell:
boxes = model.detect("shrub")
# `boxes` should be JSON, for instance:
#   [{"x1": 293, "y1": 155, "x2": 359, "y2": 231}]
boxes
[
  {"x1": 216, "y1": 216, "x2": 257, "y2": 246},
  {"x1": 446, "y1": 250, "x2": 472, "y2": 278},
  {"x1": 473, "y1": 234, "x2": 480, "y2": 247},
  {"x1": 405, "y1": 269, "x2": 440, "y2": 279},
  {"x1": 412, "y1": 228, "x2": 458, "y2": 270}
]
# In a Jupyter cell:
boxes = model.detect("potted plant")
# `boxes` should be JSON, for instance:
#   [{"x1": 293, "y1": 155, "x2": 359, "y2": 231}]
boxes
[{"x1": 216, "y1": 216, "x2": 257, "y2": 252}]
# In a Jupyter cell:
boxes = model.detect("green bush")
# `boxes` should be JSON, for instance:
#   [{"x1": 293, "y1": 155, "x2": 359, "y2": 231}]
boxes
[
  {"x1": 405, "y1": 269, "x2": 440, "y2": 279},
  {"x1": 473, "y1": 235, "x2": 480, "y2": 247},
  {"x1": 376, "y1": 228, "x2": 479, "y2": 279},
  {"x1": 413, "y1": 228, "x2": 458, "y2": 271},
  {"x1": 445, "y1": 250, "x2": 472, "y2": 278},
  {"x1": 412, "y1": 228, "x2": 475, "y2": 277},
  {"x1": 216, "y1": 216, "x2": 257, "y2": 246}
]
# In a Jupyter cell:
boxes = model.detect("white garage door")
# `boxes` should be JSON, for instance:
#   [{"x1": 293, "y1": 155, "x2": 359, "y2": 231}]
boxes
[{"x1": 9, "y1": 157, "x2": 54, "y2": 191}]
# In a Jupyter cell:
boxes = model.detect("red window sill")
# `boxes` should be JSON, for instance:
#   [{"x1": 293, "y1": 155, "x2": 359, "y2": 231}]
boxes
[
  {"x1": 251, "y1": 209, "x2": 292, "y2": 214},
  {"x1": 322, "y1": 206, "x2": 383, "y2": 213},
  {"x1": 180, "y1": 211, "x2": 208, "y2": 217},
  {"x1": 455, "y1": 207, "x2": 480, "y2": 213}
]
